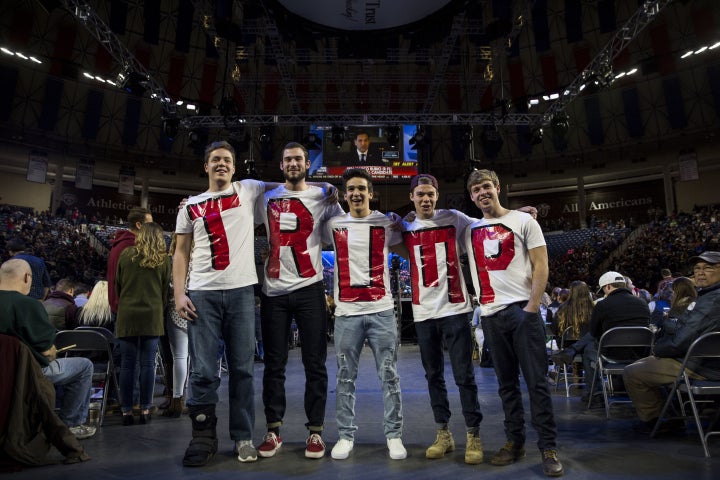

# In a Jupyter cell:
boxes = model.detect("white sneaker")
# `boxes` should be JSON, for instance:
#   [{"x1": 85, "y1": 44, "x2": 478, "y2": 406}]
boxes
[
  {"x1": 331, "y1": 438, "x2": 354, "y2": 460},
  {"x1": 387, "y1": 437, "x2": 407, "y2": 460}
]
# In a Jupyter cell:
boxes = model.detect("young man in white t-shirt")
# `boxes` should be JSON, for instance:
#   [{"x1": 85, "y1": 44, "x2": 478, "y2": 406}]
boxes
[
  {"x1": 174, "y1": 141, "x2": 266, "y2": 466},
  {"x1": 402, "y1": 174, "x2": 484, "y2": 465},
  {"x1": 463, "y1": 169, "x2": 563, "y2": 477},
  {"x1": 327, "y1": 168, "x2": 409, "y2": 461},
  {"x1": 256, "y1": 142, "x2": 344, "y2": 459}
]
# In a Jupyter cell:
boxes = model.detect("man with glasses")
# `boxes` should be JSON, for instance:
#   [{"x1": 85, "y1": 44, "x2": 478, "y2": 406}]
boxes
[{"x1": 625, "y1": 251, "x2": 720, "y2": 434}]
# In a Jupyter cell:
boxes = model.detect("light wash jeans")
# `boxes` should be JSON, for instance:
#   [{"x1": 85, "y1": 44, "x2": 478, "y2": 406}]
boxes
[
  {"x1": 188, "y1": 286, "x2": 255, "y2": 441},
  {"x1": 43, "y1": 357, "x2": 93, "y2": 426},
  {"x1": 334, "y1": 308, "x2": 403, "y2": 440}
]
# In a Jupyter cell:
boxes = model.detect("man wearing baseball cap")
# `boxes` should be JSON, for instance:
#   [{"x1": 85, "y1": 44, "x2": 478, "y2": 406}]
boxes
[
  {"x1": 554, "y1": 270, "x2": 650, "y2": 406},
  {"x1": 625, "y1": 251, "x2": 720, "y2": 434}
]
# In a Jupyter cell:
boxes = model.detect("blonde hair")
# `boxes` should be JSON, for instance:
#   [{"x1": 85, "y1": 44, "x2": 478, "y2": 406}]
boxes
[
  {"x1": 132, "y1": 222, "x2": 167, "y2": 269},
  {"x1": 78, "y1": 280, "x2": 112, "y2": 327}
]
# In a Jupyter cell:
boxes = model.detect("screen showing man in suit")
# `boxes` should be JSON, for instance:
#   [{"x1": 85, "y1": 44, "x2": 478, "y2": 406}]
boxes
[{"x1": 308, "y1": 125, "x2": 419, "y2": 184}]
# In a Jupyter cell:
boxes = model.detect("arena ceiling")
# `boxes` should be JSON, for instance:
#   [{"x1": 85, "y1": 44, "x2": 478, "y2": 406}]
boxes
[{"x1": 0, "y1": 0, "x2": 718, "y2": 182}]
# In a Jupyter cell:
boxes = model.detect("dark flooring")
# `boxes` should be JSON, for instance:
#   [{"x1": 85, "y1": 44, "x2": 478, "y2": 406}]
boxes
[{"x1": 9, "y1": 343, "x2": 720, "y2": 479}]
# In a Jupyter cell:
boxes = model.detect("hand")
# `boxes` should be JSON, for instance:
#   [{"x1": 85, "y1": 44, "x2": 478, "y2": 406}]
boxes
[
  {"x1": 517, "y1": 205, "x2": 537, "y2": 219},
  {"x1": 42, "y1": 345, "x2": 58, "y2": 362},
  {"x1": 386, "y1": 212, "x2": 405, "y2": 232},
  {"x1": 403, "y1": 211, "x2": 417, "y2": 223},
  {"x1": 175, "y1": 295, "x2": 198, "y2": 321},
  {"x1": 323, "y1": 183, "x2": 339, "y2": 205},
  {"x1": 177, "y1": 197, "x2": 189, "y2": 211}
]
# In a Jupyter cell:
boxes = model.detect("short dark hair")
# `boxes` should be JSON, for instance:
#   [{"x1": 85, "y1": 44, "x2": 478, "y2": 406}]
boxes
[
  {"x1": 55, "y1": 278, "x2": 75, "y2": 293},
  {"x1": 354, "y1": 130, "x2": 370, "y2": 140},
  {"x1": 127, "y1": 207, "x2": 151, "y2": 227},
  {"x1": 282, "y1": 142, "x2": 309, "y2": 162},
  {"x1": 342, "y1": 168, "x2": 373, "y2": 193},
  {"x1": 204, "y1": 140, "x2": 236, "y2": 164},
  {"x1": 6, "y1": 238, "x2": 26, "y2": 253}
]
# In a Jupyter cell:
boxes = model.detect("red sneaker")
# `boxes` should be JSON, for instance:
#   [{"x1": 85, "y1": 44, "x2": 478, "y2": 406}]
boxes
[
  {"x1": 257, "y1": 432, "x2": 282, "y2": 458},
  {"x1": 305, "y1": 433, "x2": 326, "y2": 459}
]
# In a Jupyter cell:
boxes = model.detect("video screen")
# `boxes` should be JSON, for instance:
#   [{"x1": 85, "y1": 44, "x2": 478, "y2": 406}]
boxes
[{"x1": 307, "y1": 125, "x2": 419, "y2": 183}]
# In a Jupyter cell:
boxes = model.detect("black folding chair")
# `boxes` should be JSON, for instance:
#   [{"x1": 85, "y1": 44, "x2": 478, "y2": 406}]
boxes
[
  {"x1": 55, "y1": 329, "x2": 119, "y2": 426},
  {"x1": 587, "y1": 326, "x2": 654, "y2": 418},
  {"x1": 555, "y1": 326, "x2": 585, "y2": 397},
  {"x1": 650, "y1": 331, "x2": 720, "y2": 457}
]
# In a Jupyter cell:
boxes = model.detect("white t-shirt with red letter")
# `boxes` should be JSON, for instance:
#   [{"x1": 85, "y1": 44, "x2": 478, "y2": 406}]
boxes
[
  {"x1": 175, "y1": 179, "x2": 264, "y2": 291},
  {"x1": 464, "y1": 209, "x2": 546, "y2": 317},
  {"x1": 402, "y1": 209, "x2": 474, "y2": 322},
  {"x1": 328, "y1": 211, "x2": 402, "y2": 317},
  {"x1": 259, "y1": 185, "x2": 344, "y2": 297}
]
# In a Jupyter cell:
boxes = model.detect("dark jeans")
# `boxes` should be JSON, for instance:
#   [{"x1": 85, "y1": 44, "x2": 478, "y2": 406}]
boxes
[
  {"x1": 415, "y1": 313, "x2": 482, "y2": 428},
  {"x1": 481, "y1": 303, "x2": 557, "y2": 451},
  {"x1": 118, "y1": 336, "x2": 159, "y2": 413},
  {"x1": 261, "y1": 281, "x2": 328, "y2": 431}
]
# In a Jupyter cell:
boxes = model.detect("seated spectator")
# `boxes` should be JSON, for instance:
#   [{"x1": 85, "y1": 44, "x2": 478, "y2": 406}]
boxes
[
  {"x1": 43, "y1": 278, "x2": 79, "y2": 330},
  {"x1": 650, "y1": 276, "x2": 697, "y2": 328},
  {"x1": 555, "y1": 272, "x2": 650, "y2": 405},
  {"x1": 74, "y1": 283, "x2": 90, "y2": 308},
  {"x1": 624, "y1": 251, "x2": 720, "y2": 434},
  {"x1": 0, "y1": 259, "x2": 96, "y2": 439},
  {"x1": 77, "y1": 280, "x2": 114, "y2": 332}
]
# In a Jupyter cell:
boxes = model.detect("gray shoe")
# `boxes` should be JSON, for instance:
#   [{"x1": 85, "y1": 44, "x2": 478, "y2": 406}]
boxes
[
  {"x1": 69, "y1": 424, "x2": 96, "y2": 440},
  {"x1": 236, "y1": 440, "x2": 258, "y2": 463}
]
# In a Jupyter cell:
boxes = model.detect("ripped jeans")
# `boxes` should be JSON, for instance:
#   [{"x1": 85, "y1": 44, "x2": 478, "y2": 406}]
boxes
[{"x1": 334, "y1": 308, "x2": 403, "y2": 440}]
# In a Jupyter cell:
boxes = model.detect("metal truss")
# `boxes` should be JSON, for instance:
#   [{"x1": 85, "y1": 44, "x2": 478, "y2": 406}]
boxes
[
  {"x1": 59, "y1": 0, "x2": 176, "y2": 116},
  {"x1": 539, "y1": 0, "x2": 673, "y2": 126},
  {"x1": 259, "y1": 2, "x2": 300, "y2": 114},
  {"x1": 179, "y1": 112, "x2": 544, "y2": 129},
  {"x1": 422, "y1": 12, "x2": 466, "y2": 114}
]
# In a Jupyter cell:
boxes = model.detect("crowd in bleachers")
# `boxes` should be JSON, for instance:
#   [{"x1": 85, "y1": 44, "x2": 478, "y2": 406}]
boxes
[
  {"x1": 608, "y1": 205, "x2": 720, "y2": 291},
  {"x1": 0, "y1": 205, "x2": 107, "y2": 287}
]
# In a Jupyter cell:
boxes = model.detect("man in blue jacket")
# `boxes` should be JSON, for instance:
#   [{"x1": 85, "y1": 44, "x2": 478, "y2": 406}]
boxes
[{"x1": 624, "y1": 251, "x2": 720, "y2": 434}]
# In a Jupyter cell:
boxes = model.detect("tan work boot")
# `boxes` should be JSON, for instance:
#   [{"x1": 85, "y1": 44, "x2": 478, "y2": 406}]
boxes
[
  {"x1": 465, "y1": 431, "x2": 484, "y2": 464},
  {"x1": 425, "y1": 429, "x2": 455, "y2": 459}
]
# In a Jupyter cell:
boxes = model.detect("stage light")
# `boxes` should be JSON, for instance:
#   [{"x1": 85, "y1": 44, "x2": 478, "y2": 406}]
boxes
[
  {"x1": 386, "y1": 126, "x2": 400, "y2": 148},
  {"x1": 303, "y1": 132, "x2": 322, "y2": 150},
  {"x1": 259, "y1": 126, "x2": 273, "y2": 145},
  {"x1": 162, "y1": 117, "x2": 179, "y2": 141},
  {"x1": 409, "y1": 126, "x2": 427, "y2": 150},
  {"x1": 116, "y1": 67, "x2": 148, "y2": 96},
  {"x1": 331, "y1": 126, "x2": 345, "y2": 149},
  {"x1": 530, "y1": 127, "x2": 543, "y2": 145},
  {"x1": 480, "y1": 125, "x2": 503, "y2": 159}
]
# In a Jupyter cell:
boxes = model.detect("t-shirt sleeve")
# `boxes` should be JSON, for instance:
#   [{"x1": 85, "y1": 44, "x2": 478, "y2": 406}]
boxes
[
  {"x1": 524, "y1": 215, "x2": 546, "y2": 250},
  {"x1": 175, "y1": 201, "x2": 193, "y2": 234}
]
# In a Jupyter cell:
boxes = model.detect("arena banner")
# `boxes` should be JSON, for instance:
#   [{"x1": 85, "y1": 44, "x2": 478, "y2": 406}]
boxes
[
  {"x1": 60, "y1": 182, "x2": 185, "y2": 230},
  {"x1": 507, "y1": 179, "x2": 665, "y2": 229}
]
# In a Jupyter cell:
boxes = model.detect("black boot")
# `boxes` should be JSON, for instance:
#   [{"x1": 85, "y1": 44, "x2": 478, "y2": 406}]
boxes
[{"x1": 183, "y1": 405, "x2": 218, "y2": 467}]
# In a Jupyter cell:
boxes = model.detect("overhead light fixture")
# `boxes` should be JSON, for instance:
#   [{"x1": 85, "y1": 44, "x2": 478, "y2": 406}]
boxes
[
  {"x1": 386, "y1": 126, "x2": 400, "y2": 148},
  {"x1": 258, "y1": 126, "x2": 273, "y2": 145},
  {"x1": 162, "y1": 117, "x2": 180, "y2": 141},
  {"x1": 303, "y1": 132, "x2": 322, "y2": 150},
  {"x1": 529, "y1": 127, "x2": 543, "y2": 145},
  {"x1": 116, "y1": 67, "x2": 148, "y2": 96},
  {"x1": 331, "y1": 126, "x2": 345, "y2": 149},
  {"x1": 680, "y1": 50, "x2": 694, "y2": 59}
]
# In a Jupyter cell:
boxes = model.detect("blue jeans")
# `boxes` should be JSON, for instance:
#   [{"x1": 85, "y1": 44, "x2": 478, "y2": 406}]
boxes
[
  {"x1": 188, "y1": 286, "x2": 255, "y2": 441},
  {"x1": 415, "y1": 313, "x2": 482, "y2": 428},
  {"x1": 481, "y1": 303, "x2": 557, "y2": 451},
  {"x1": 334, "y1": 308, "x2": 403, "y2": 440},
  {"x1": 261, "y1": 281, "x2": 328, "y2": 431},
  {"x1": 118, "y1": 336, "x2": 159, "y2": 413},
  {"x1": 43, "y1": 357, "x2": 93, "y2": 426}
]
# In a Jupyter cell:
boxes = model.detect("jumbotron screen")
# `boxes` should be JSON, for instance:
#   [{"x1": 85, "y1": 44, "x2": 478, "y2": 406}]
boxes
[{"x1": 307, "y1": 125, "x2": 419, "y2": 184}]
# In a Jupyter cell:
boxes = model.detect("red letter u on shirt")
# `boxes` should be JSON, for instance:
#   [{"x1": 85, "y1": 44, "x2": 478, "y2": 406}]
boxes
[{"x1": 333, "y1": 226, "x2": 386, "y2": 302}]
